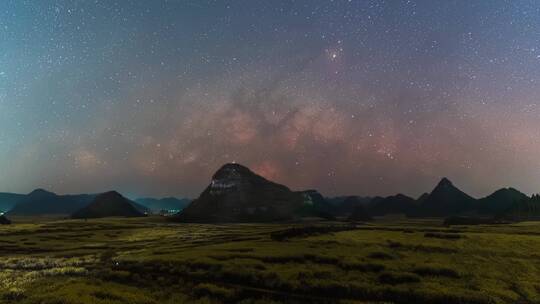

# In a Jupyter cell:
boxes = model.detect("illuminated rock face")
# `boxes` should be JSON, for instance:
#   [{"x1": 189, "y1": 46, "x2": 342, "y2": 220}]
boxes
[
  {"x1": 301, "y1": 190, "x2": 327, "y2": 206},
  {"x1": 209, "y1": 165, "x2": 243, "y2": 195},
  {"x1": 175, "y1": 163, "x2": 304, "y2": 223}
]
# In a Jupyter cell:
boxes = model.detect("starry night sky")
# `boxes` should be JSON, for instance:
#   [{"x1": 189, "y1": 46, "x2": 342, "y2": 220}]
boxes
[{"x1": 1, "y1": 0, "x2": 539, "y2": 198}]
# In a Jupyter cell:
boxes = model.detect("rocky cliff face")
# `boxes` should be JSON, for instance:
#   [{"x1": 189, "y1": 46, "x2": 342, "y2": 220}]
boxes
[{"x1": 174, "y1": 163, "x2": 304, "y2": 223}]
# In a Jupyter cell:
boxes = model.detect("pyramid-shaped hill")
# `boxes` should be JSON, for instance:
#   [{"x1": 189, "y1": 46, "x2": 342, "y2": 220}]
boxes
[
  {"x1": 369, "y1": 193, "x2": 417, "y2": 216},
  {"x1": 71, "y1": 191, "x2": 145, "y2": 219},
  {"x1": 174, "y1": 163, "x2": 304, "y2": 223},
  {"x1": 415, "y1": 178, "x2": 476, "y2": 216},
  {"x1": 7, "y1": 189, "x2": 95, "y2": 216},
  {"x1": 0, "y1": 215, "x2": 11, "y2": 225}
]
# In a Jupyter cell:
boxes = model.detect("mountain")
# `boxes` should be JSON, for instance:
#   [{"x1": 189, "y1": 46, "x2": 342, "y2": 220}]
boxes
[
  {"x1": 417, "y1": 193, "x2": 429, "y2": 204},
  {"x1": 135, "y1": 197, "x2": 191, "y2": 213},
  {"x1": 7, "y1": 189, "x2": 95, "y2": 216},
  {"x1": 477, "y1": 188, "x2": 529, "y2": 215},
  {"x1": 0, "y1": 192, "x2": 25, "y2": 213},
  {"x1": 349, "y1": 204, "x2": 372, "y2": 222},
  {"x1": 415, "y1": 178, "x2": 476, "y2": 216},
  {"x1": 131, "y1": 201, "x2": 151, "y2": 214},
  {"x1": 327, "y1": 196, "x2": 372, "y2": 206},
  {"x1": 174, "y1": 163, "x2": 304, "y2": 223},
  {"x1": 300, "y1": 190, "x2": 327, "y2": 206},
  {"x1": 71, "y1": 191, "x2": 145, "y2": 219},
  {"x1": 369, "y1": 194, "x2": 417, "y2": 216},
  {"x1": 499, "y1": 194, "x2": 540, "y2": 220},
  {"x1": 296, "y1": 190, "x2": 335, "y2": 219},
  {"x1": 0, "y1": 215, "x2": 11, "y2": 225},
  {"x1": 327, "y1": 196, "x2": 373, "y2": 216}
]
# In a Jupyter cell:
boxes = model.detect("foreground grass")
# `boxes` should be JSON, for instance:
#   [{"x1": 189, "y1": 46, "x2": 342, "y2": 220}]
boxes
[{"x1": 1, "y1": 217, "x2": 540, "y2": 303}]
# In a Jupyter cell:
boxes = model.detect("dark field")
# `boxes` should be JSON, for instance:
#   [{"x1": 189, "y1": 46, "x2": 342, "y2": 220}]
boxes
[{"x1": 1, "y1": 217, "x2": 540, "y2": 304}]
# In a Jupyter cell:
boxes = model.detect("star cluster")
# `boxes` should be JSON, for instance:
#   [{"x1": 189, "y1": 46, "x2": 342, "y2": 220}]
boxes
[{"x1": 0, "y1": 0, "x2": 539, "y2": 198}]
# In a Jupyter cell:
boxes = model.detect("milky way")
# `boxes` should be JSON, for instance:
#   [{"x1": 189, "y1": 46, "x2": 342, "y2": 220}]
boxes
[{"x1": 1, "y1": 1, "x2": 539, "y2": 198}]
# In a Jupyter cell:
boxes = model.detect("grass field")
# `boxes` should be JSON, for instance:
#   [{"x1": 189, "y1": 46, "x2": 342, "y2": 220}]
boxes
[{"x1": 1, "y1": 216, "x2": 540, "y2": 304}]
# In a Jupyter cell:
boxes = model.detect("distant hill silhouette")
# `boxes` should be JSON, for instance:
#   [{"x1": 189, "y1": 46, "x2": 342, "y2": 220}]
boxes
[
  {"x1": 0, "y1": 192, "x2": 25, "y2": 213},
  {"x1": 174, "y1": 163, "x2": 304, "y2": 223},
  {"x1": 477, "y1": 188, "x2": 529, "y2": 215},
  {"x1": 72, "y1": 191, "x2": 145, "y2": 219},
  {"x1": 499, "y1": 194, "x2": 540, "y2": 220},
  {"x1": 135, "y1": 197, "x2": 191, "y2": 212},
  {"x1": 296, "y1": 190, "x2": 335, "y2": 220},
  {"x1": 416, "y1": 193, "x2": 429, "y2": 204},
  {"x1": 7, "y1": 189, "x2": 95, "y2": 216},
  {"x1": 369, "y1": 194, "x2": 417, "y2": 216},
  {"x1": 0, "y1": 174, "x2": 535, "y2": 221},
  {"x1": 131, "y1": 201, "x2": 151, "y2": 214},
  {"x1": 349, "y1": 204, "x2": 372, "y2": 222},
  {"x1": 0, "y1": 215, "x2": 11, "y2": 225},
  {"x1": 327, "y1": 196, "x2": 372, "y2": 216},
  {"x1": 414, "y1": 178, "x2": 476, "y2": 216}
]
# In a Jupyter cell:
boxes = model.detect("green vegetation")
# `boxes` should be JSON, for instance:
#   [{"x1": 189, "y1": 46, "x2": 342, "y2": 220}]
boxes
[{"x1": 1, "y1": 217, "x2": 540, "y2": 303}]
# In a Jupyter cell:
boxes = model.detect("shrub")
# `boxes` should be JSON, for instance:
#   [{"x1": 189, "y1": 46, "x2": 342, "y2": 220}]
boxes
[
  {"x1": 378, "y1": 272, "x2": 421, "y2": 285},
  {"x1": 2, "y1": 288, "x2": 25, "y2": 302},
  {"x1": 412, "y1": 245, "x2": 458, "y2": 253},
  {"x1": 443, "y1": 216, "x2": 504, "y2": 226},
  {"x1": 93, "y1": 291, "x2": 123, "y2": 301},
  {"x1": 424, "y1": 232, "x2": 462, "y2": 239},
  {"x1": 101, "y1": 270, "x2": 132, "y2": 283},
  {"x1": 387, "y1": 240, "x2": 403, "y2": 248},
  {"x1": 43, "y1": 266, "x2": 88, "y2": 276},
  {"x1": 339, "y1": 261, "x2": 385, "y2": 272},
  {"x1": 368, "y1": 252, "x2": 395, "y2": 260},
  {"x1": 193, "y1": 283, "x2": 236, "y2": 299},
  {"x1": 270, "y1": 225, "x2": 357, "y2": 241},
  {"x1": 412, "y1": 266, "x2": 460, "y2": 278}
]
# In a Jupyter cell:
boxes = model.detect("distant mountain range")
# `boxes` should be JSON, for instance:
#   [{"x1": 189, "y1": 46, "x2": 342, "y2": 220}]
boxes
[
  {"x1": 349, "y1": 204, "x2": 372, "y2": 221},
  {"x1": 7, "y1": 189, "x2": 95, "y2": 216},
  {"x1": 173, "y1": 163, "x2": 538, "y2": 223},
  {"x1": 358, "y1": 178, "x2": 533, "y2": 219},
  {"x1": 368, "y1": 194, "x2": 417, "y2": 216},
  {"x1": 135, "y1": 197, "x2": 191, "y2": 213},
  {"x1": 0, "y1": 189, "x2": 187, "y2": 217},
  {"x1": 326, "y1": 196, "x2": 373, "y2": 216},
  {"x1": 0, "y1": 192, "x2": 27, "y2": 213},
  {"x1": 0, "y1": 163, "x2": 538, "y2": 222}
]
